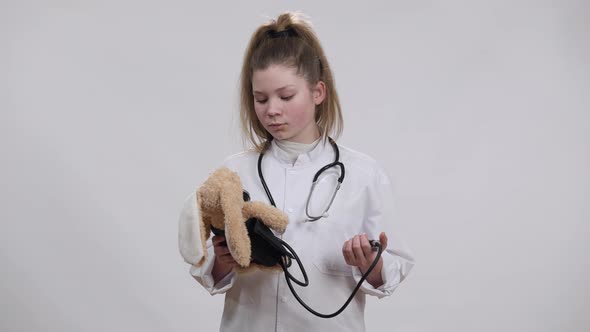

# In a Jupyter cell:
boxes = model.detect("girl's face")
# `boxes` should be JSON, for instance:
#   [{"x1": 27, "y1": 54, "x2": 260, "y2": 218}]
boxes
[{"x1": 252, "y1": 64, "x2": 325, "y2": 144}]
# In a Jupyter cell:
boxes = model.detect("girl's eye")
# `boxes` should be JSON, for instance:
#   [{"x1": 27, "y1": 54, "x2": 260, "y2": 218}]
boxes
[
  {"x1": 255, "y1": 99, "x2": 268, "y2": 104},
  {"x1": 281, "y1": 95, "x2": 294, "y2": 101}
]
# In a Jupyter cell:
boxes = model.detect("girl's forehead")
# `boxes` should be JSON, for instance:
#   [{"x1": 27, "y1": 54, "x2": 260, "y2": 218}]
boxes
[{"x1": 252, "y1": 65, "x2": 306, "y2": 91}]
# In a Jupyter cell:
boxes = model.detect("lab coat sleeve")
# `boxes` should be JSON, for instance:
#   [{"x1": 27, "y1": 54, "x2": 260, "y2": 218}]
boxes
[
  {"x1": 352, "y1": 165, "x2": 415, "y2": 298},
  {"x1": 189, "y1": 243, "x2": 236, "y2": 295},
  {"x1": 178, "y1": 191, "x2": 236, "y2": 295}
]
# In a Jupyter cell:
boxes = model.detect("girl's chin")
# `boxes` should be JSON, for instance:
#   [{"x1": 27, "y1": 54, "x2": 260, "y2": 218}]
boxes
[{"x1": 268, "y1": 128, "x2": 289, "y2": 139}]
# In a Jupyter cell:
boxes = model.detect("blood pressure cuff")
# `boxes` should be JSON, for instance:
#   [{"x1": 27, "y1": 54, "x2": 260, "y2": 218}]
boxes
[{"x1": 211, "y1": 217, "x2": 293, "y2": 267}]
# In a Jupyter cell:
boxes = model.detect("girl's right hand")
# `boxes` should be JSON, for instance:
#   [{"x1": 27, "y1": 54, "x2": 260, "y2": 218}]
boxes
[{"x1": 212, "y1": 235, "x2": 238, "y2": 268}]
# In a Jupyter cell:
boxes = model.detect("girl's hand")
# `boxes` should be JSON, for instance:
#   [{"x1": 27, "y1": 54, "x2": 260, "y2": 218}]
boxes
[
  {"x1": 342, "y1": 232, "x2": 388, "y2": 275},
  {"x1": 212, "y1": 235, "x2": 238, "y2": 268}
]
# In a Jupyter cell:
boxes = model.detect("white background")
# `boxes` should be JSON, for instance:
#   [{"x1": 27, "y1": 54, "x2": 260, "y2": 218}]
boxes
[{"x1": 2, "y1": 0, "x2": 589, "y2": 331}]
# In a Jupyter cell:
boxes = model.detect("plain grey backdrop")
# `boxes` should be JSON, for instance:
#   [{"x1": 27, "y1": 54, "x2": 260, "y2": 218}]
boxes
[{"x1": 2, "y1": 0, "x2": 589, "y2": 331}]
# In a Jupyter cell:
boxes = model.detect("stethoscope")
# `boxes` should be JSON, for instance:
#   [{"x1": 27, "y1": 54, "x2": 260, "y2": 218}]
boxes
[
  {"x1": 257, "y1": 137, "x2": 345, "y2": 222},
  {"x1": 254, "y1": 137, "x2": 383, "y2": 318}
]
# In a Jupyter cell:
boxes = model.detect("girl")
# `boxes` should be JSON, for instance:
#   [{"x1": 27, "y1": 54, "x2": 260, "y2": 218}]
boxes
[{"x1": 183, "y1": 12, "x2": 414, "y2": 332}]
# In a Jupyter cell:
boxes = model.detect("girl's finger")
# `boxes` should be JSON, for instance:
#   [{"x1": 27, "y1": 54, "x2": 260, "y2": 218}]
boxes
[
  {"x1": 214, "y1": 245, "x2": 231, "y2": 256},
  {"x1": 342, "y1": 239, "x2": 353, "y2": 264},
  {"x1": 360, "y1": 233, "x2": 373, "y2": 256},
  {"x1": 212, "y1": 235, "x2": 227, "y2": 246},
  {"x1": 351, "y1": 235, "x2": 365, "y2": 265},
  {"x1": 379, "y1": 232, "x2": 388, "y2": 251}
]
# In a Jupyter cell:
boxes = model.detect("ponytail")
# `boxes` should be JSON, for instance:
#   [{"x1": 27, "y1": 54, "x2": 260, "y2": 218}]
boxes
[{"x1": 239, "y1": 12, "x2": 343, "y2": 152}]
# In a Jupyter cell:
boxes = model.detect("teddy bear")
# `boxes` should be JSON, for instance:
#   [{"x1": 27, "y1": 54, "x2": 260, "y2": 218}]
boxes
[{"x1": 178, "y1": 167, "x2": 290, "y2": 272}]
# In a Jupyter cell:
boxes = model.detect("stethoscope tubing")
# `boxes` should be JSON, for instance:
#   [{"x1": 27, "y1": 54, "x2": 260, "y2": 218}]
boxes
[
  {"x1": 257, "y1": 137, "x2": 345, "y2": 220},
  {"x1": 255, "y1": 137, "x2": 383, "y2": 318}
]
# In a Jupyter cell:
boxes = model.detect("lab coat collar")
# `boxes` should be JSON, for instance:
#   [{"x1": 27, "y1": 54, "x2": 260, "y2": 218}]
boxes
[{"x1": 269, "y1": 137, "x2": 332, "y2": 167}]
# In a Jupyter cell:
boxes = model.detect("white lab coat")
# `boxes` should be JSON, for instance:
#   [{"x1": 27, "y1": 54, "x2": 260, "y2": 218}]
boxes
[{"x1": 180, "y1": 139, "x2": 415, "y2": 332}]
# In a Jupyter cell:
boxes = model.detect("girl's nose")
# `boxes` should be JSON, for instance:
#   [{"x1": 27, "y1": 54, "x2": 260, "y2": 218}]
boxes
[{"x1": 266, "y1": 98, "x2": 282, "y2": 116}]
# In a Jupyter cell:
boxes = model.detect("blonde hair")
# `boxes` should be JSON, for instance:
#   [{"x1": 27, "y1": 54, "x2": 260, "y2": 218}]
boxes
[{"x1": 239, "y1": 12, "x2": 343, "y2": 152}]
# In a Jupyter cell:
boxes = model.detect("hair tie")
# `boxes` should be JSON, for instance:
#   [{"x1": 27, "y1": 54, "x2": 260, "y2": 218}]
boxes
[{"x1": 268, "y1": 28, "x2": 297, "y2": 39}]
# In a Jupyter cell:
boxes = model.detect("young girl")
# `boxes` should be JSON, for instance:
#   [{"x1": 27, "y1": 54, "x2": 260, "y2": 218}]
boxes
[{"x1": 183, "y1": 12, "x2": 414, "y2": 332}]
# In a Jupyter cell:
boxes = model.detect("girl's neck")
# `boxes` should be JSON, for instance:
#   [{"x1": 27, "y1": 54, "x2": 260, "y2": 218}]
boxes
[{"x1": 274, "y1": 137, "x2": 321, "y2": 165}]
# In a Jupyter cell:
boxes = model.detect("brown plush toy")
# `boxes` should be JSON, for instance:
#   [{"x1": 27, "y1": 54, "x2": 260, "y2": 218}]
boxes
[{"x1": 178, "y1": 167, "x2": 289, "y2": 273}]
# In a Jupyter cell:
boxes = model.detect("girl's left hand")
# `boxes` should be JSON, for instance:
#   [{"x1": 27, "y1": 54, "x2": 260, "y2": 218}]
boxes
[{"x1": 342, "y1": 232, "x2": 388, "y2": 273}]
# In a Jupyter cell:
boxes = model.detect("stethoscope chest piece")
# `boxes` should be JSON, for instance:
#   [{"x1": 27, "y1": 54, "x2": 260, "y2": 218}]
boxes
[{"x1": 258, "y1": 137, "x2": 345, "y2": 223}]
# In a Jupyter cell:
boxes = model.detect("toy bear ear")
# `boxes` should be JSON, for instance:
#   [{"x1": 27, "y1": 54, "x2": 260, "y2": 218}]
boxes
[{"x1": 178, "y1": 191, "x2": 205, "y2": 266}]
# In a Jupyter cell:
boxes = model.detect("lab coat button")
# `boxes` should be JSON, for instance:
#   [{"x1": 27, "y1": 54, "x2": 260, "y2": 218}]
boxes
[
  {"x1": 287, "y1": 208, "x2": 293, "y2": 213},
  {"x1": 281, "y1": 296, "x2": 288, "y2": 303}
]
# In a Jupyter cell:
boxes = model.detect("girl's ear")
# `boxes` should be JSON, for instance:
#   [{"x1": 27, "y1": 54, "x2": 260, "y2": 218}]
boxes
[{"x1": 312, "y1": 80, "x2": 326, "y2": 105}]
